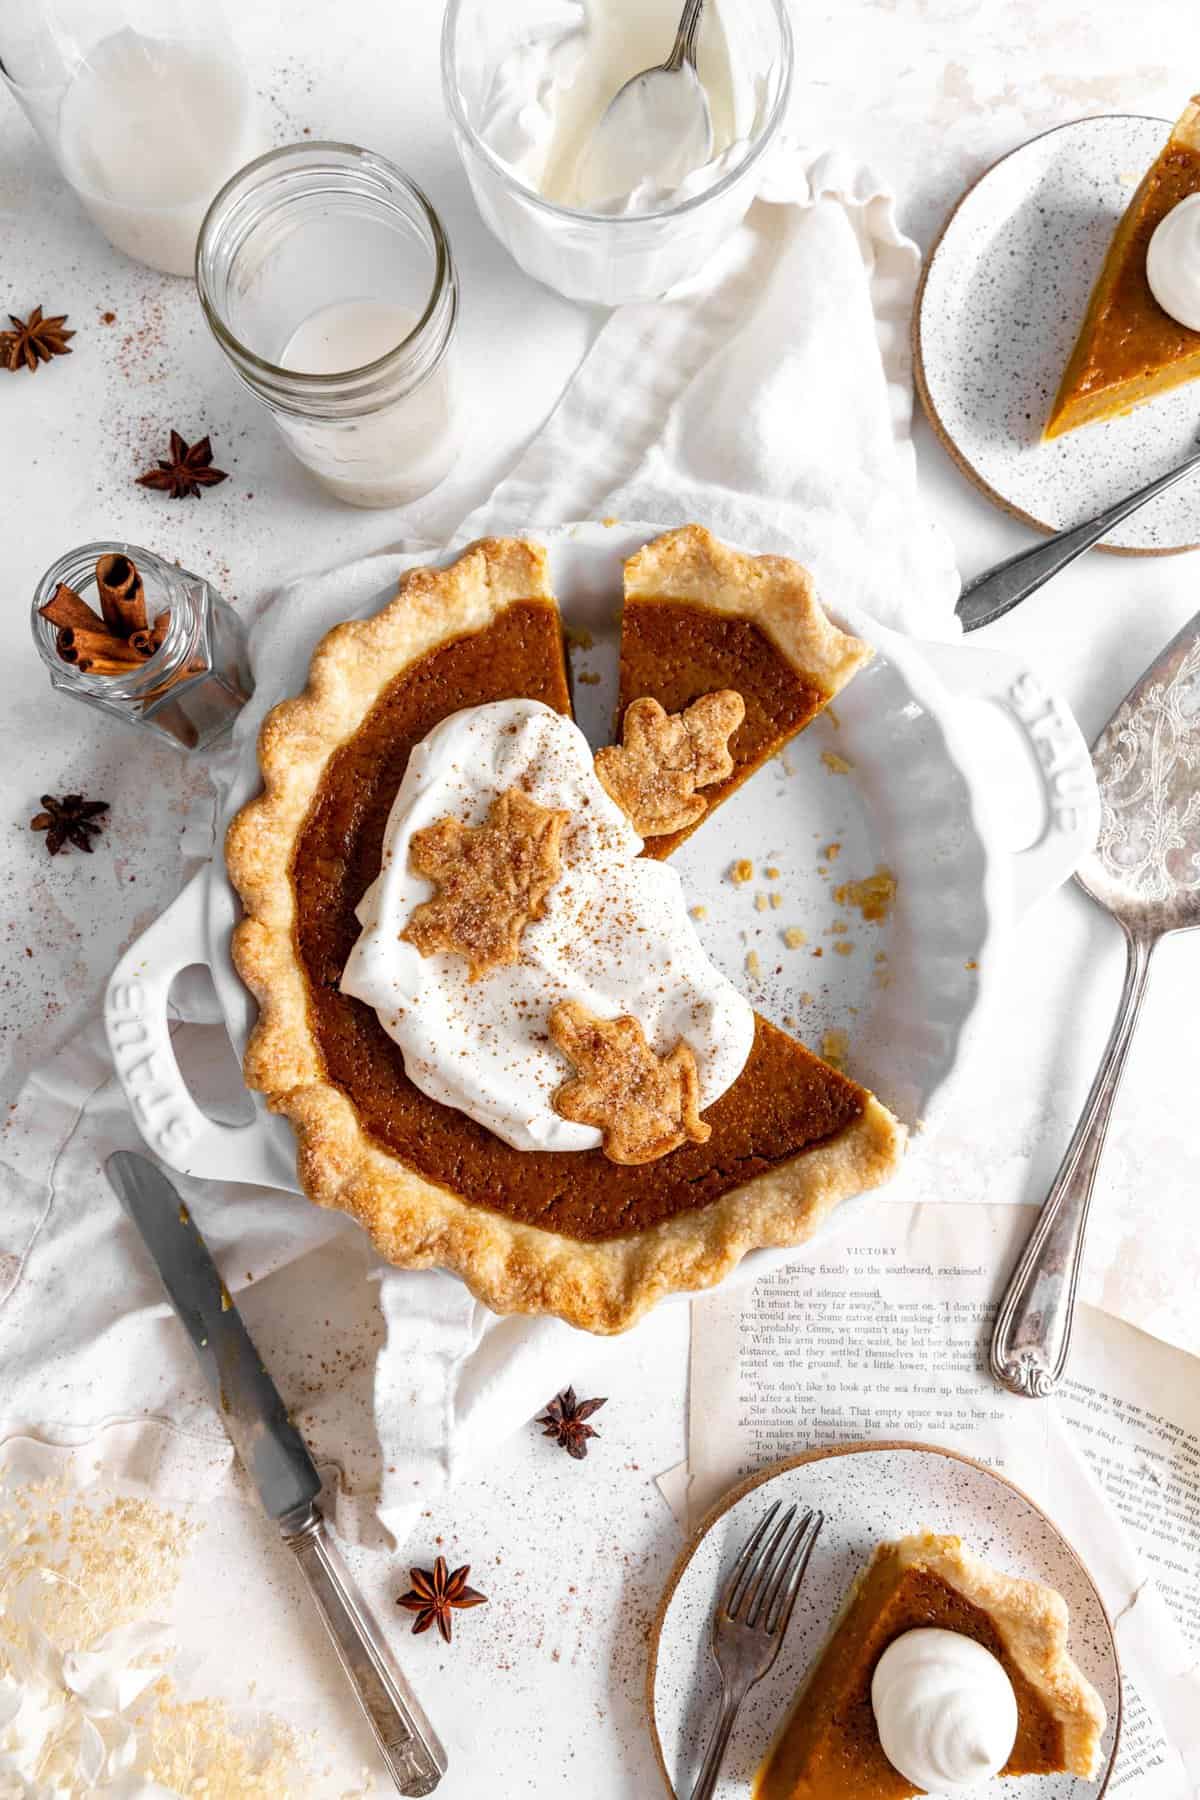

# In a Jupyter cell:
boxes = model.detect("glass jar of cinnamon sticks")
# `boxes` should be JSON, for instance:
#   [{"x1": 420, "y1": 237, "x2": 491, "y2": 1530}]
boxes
[{"x1": 30, "y1": 542, "x2": 252, "y2": 749}]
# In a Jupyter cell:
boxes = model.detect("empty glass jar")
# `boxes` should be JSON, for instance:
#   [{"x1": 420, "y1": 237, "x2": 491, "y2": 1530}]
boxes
[{"x1": 197, "y1": 142, "x2": 461, "y2": 509}]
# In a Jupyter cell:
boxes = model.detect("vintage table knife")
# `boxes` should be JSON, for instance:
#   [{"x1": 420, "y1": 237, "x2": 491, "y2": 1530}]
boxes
[
  {"x1": 105, "y1": 1150, "x2": 447, "y2": 1795},
  {"x1": 991, "y1": 613, "x2": 1200, "y2": 1397}
]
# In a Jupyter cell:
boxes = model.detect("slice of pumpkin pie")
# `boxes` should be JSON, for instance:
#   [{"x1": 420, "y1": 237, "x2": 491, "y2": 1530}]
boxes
[
  {"x1": 614, "y1": 525, "x2": 871, "y2": 857},
  {"x1": 756, "y1": 1532, "x2": 1106, "y2": 1798},
  {"x1": 1046, "y1": 97, "x2": 1200, "y2": 438}
]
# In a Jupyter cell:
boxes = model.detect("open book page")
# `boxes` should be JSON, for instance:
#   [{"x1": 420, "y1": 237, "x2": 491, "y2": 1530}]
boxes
[{"x1": 687, "y1": 1202, "x2": 1199, "y2": 1795}]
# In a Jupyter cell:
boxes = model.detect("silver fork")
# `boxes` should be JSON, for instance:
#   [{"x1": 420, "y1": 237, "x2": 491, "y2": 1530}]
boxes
[{"x1": 689, "y1": 1502, "x2": 824, "y2": 1800}]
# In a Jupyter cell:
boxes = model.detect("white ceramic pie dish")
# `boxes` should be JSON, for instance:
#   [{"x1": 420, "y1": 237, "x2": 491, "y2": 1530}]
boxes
[{"x1": 104, "y1": 521, "x2": 1099, "y2": 1297}]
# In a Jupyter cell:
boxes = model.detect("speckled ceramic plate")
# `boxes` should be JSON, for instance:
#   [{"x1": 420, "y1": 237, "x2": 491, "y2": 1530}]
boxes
[
  {"x1": 915, "y1": 113, "x2": 1200, "y2": 554},
  {"x1": 648, "y1": 1443, "x2": 1120, "y2": 1797}
]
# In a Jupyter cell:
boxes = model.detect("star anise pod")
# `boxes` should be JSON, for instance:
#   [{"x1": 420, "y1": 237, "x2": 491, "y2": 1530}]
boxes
[
  {"x1": 137, "y1": 430, "x2": 229, "y2": 499},
  {"x1": 30, "y1": 793, "x2": 109, "y2": 856},
  {"x1": 2, "y1": 306, "x2": 75, "y2": 373},
  {"x1": 537, "y1": 1386, "x2": 607, "y2": 1460},
  {"x1": 397, "y1": 1556, "x2": 487, "y2": 1644}
]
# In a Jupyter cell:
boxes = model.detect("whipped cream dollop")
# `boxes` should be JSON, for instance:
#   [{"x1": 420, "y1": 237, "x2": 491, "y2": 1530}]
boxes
[
  {"x1": 870, "y1": 1629, "x2": 1019, "y2": 1792},
  {"x1": 475, "y1": 0, "x2": 763, "y2": 216},
  {"x1": 340, "y1": 699, "x2": 754, "y2": 1153},
  {"x1": 1146, "y1": 192, "x2": 1200, "y2": 332}
]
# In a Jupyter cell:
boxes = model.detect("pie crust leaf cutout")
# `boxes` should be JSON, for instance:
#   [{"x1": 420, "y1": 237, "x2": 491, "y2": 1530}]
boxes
[
  {"x1": 549, "y1": 999, "x2": 712, "y2": 1165},
  {"x1": 594, "y1": 690, "x2": 745, "y2": 837},
  {"x1": 402, "y1": 784, "x2": 570, "y2": 981}
]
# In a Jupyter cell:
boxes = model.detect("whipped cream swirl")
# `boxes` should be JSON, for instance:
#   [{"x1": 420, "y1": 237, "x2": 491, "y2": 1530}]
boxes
[
  {"x1": 340, "y1": 699, "x2": 754, "y2": 1153},
  {"x1": 475, "y1": 0, "x2": 762, "y2": 216},
  {"x1": 871, "y1": 1629, "x2": 1019, "y2": 1792},
  {"x1": 1146, "y1": 192, "x2": 1200, "y2": 332}
]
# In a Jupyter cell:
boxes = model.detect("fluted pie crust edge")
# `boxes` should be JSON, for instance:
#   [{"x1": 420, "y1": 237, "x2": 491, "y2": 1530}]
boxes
[{"x1": 226, "y1": 532, "x2": 906, "y2": 1334}]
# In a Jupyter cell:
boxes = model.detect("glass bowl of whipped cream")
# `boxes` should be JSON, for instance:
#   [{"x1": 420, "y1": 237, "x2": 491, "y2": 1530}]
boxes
[{"x1": 441, "y1": 0, "x2": 793, "y2": 306}]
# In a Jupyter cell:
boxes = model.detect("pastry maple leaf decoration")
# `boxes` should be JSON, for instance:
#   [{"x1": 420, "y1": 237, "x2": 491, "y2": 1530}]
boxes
[
  {"x1": 549, "y1": 1000, "x2": 711, "y2": 1165},
  {"x1": 403, "y1": 785, "x2": 570, "y2": 981},
  {"x1": 594, "y1": 690, "x2": 745, "y2": 837}
]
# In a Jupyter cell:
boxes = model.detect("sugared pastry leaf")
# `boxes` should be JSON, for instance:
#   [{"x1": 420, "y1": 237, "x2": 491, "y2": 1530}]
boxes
[
  {"x1": 595, "y1": 691, "x2": 744, "y2": 837},
  {"x1": 537, "y1": 1386, "x2": 607, "y2": 1460},
  {"x1": 397, "y1": 1556, "x2": 487, "y2": 1644},
  {"x1": 403, "y1": 785, "x2": 570, "y2": 981},
  {"x1": 549, "y1": 1000, "x2": 711, "y2": 1165}
]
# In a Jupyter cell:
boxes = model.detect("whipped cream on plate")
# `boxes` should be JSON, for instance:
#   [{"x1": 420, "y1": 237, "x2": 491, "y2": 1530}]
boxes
[
  {"x1": 870, "y1": 1628, "x2": 1019, "y2": 1792},
  {"x1": 1146, "y1": 192, "x2": 1200, "y2": 332},
  {"x1": 340, "y1": 699, "x2": 755, "y2": 1153},
  {"x1": 475, "y1": 0, "x2": 763, "y2": 216}
]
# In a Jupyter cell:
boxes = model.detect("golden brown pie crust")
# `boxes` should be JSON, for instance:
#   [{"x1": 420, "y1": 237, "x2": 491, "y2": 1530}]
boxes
[
  {"x1": 227, "y1": 532, "x2": 905, "y2": 1333},
  {"x1": 756, "y1": 1532, "x2": 1107, "y2": 1798},
  {"x1": 619, "y1": 526, "x2": 873, "y2": 857}
]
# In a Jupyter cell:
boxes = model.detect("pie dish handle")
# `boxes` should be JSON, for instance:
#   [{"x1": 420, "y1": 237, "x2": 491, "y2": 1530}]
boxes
[
  {"x1": 104, "y1": 868, "x2": 292, "y2": 1188},
  {"x1": 913, "y1": 640, "x2": 1100, "y2": 917}
]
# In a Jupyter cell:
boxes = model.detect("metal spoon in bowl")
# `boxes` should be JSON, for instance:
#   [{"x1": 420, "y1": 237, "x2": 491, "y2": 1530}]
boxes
[
  {"x1": 571, "y1": 0, "x2": 711, "y2": 211},
  {"x1": 990, "y1": 610, "x2": 1200, "y2": 1397},
  {"x1": 957, "y1": 440, "x2": 1200, "y2": 632}
]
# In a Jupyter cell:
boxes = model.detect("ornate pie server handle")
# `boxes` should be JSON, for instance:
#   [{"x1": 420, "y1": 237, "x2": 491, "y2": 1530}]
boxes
[
  {"x1": 990, "y1": 931, "x2": 1156, "y2": 1398},
  {"x1": 282, "y1": 1505, "x2": 447, "y2": 1795}
]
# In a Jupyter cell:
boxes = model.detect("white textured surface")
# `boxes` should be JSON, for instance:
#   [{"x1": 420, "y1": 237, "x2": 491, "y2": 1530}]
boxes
[{"x1": 2, "y1": 2, "x2": 1200, "y2": 1795}]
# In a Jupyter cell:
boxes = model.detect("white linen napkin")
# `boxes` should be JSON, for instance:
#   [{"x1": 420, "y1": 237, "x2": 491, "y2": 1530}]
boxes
[{"x1": 0, "y1": 150, "x2": 957, "y2": 1545}]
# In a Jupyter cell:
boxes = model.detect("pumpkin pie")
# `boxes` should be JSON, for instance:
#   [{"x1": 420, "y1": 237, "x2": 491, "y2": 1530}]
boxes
[
  {"x1": 756, "y1": 1532, "x2": 1107, "y2": 1798},
  {"x1": 616, "y1": 526, "x2": 872, "y2": 857},
  {"x1": 1046, "y1": 97, "x2": 1200, "y2": 438},
  {"x1": 227, "y1": 532, "x2": 904, "y2": 1333}
]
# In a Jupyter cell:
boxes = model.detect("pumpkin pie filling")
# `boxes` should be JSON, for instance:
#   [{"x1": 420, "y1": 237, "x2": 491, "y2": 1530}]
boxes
[
  {"x1": 1046, "y1": 103, "x2": 1200, "y2": 437},
  {"x1": 292, "y1": 599, "x2": 871, "y2": 1241},
  {"x1": 617, "y1": 600, "x2": 830, "y2": 858},
  {"x1": 757, "y1": 1565, "x2": 1061, "y2": 1799}
]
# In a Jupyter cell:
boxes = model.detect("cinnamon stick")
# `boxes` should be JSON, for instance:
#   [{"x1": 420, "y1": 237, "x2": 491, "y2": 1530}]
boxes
[
  {"x1": 95, "y1": 553, "x2": 148, "y2": 636},
  {"x1": 59, "y1": 625, "x2": 146, "y2": 666},
  {"x1": 39, "y1": 582, "x2": 107, "y2": 634},
  {"x1": 128, "y1": 628, "x2": 158, "y2": 657},
  {"x1": 78, "y1": 653, "x2": 151, "y2": 676}
]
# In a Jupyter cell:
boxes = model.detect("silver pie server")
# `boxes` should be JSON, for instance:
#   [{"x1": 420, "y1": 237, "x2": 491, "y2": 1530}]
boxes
[
  {"x1": 990, "y1": 614, "x2": 1200, "y2": 1397},
  {"x1": 957, "y1": 442, "x2": 1200, "y2": 632},
  {"x1": 105, "y1": 1150, "x2": 447, "y2": 1795}
]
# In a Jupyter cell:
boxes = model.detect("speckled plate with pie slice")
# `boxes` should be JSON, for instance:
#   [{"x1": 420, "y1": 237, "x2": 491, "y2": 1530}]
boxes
[
  {"x1": 648, "y1": 1442, "x2": 1121, "y2": 1798},
  {"x1": 916, "y1": 113, "x2": 1200, "y2": 554}
]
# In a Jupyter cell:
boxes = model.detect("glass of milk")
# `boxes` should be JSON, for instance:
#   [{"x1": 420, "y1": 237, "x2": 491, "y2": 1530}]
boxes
[
  {"x1": 0, "y1": 0, "x2": 261, "y2": 277},
  {"x1": 197, "y1": 143, "x2": 461, "y2": 509},
  {"x1": 441, "y1": 0, "x2": 793, "y2": 306}
]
